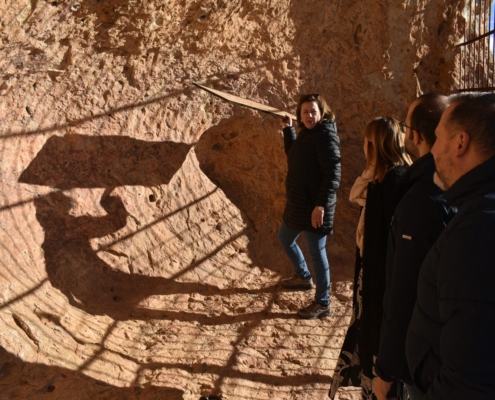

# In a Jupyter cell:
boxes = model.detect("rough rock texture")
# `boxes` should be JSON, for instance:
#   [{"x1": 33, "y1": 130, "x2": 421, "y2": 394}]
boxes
[
  {"x1": 0, "y1": 0, "x2": 464, "y2": 399},
  {"x1": 455, "y1": 0, "x2": 495, "y2": 91}
]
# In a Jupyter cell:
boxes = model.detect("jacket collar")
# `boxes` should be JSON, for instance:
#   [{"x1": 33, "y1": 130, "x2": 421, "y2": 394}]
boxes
[
  {"x1": 300, "y1": 118, "x2": 335, "y2": 133},
  {"x1": 444, "y1": 157, "x2": 495, "y2": 207},
  {"x1": 407, "y1": 152, "x2": 435, "y2": 182},
  {"x1": 394, "y1": 153, "x2": 435, "y2": 197}
]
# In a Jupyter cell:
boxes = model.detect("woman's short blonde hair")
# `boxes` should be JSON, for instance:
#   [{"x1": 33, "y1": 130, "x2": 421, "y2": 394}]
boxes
[
  {"x1": 296, "y1": 94, "x2": 335, "y2": 129},
  {"x1": 364, "y1": 116, "x2": 411, "y2": 183}
]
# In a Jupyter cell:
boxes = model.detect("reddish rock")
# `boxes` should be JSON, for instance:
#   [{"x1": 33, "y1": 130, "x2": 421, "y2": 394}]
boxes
[{"x1": 0, "y1": 0, "x2": 465, "y2": 399}]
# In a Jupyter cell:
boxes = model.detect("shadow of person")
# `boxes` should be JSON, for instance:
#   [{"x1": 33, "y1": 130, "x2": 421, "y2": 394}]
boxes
[
  {"x1": 0, "y1": 345, "x2": 184, "y2": 399},
  {"x1": 33, "y1": 189, "x2": 159, "y2": 318},
  {"x1": 33, "y1": 190, "x2": 283, "y2": 321},
  {"x1": 22, "y1": 134, "x2": 280, "y2": 321},
  {"x1": 18, "y1": 134, "x2": 195, "y2": 319},
  {"x1": 194, "y1": 115, "x2": 288, "y2": 276},
  {"x1": 19, "y1": 134, "x2": 194, "y2": 189}
]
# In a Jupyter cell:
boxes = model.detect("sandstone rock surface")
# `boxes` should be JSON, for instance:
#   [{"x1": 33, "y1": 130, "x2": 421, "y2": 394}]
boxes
[{"x1": 0, "y1": 0, "x2": 464, "y2": 399}]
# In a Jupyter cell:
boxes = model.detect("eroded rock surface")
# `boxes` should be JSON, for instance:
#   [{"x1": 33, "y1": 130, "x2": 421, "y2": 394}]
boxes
[{"x1": 0, "y1": 0, "x2": 464, "y2": 399}]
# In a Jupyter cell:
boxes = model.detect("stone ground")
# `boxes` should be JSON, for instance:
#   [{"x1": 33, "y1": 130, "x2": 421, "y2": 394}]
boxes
[{"x1": 0, "y1": 254, "x2": 362, "y2": 400}]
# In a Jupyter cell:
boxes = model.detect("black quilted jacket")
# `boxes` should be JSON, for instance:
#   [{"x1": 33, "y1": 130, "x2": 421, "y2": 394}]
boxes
[
  {"x1": 282, "y1": 119, "x2": 341, "y2": 235},
  {"x1": 406, "y1": 157, "x2": 495, "y2": 399}
]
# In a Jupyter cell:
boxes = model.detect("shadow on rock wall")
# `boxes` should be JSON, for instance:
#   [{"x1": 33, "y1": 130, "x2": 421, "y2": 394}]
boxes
[
  {"x1": 18, "y1": 135, "x2": 194, "y2": 320},
  {"x1": 195, "y1": 114, "x2": 290, "y2": 278},
  {"x1": 19, "y1": 134, "x2": 193, "y2": 189},
  {"x1": 0, "y1": 346, "x2": 183, "y2": 399},
  {"x1": 18, "y1": 134, "x2": 286, "y2": 322}
]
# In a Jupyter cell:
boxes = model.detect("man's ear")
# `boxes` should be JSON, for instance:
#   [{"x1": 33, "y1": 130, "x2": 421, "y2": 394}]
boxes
[
  {"x1": 455, "y1": 131, "x2": 470, "y2": 156},
  {"x1": 413, "y1": 130, "x2": 423, "y2": 146}
]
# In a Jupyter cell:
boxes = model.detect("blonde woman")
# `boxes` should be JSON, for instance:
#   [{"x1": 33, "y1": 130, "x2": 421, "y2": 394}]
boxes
[{"x1": 330, "y1": 117, "x2": 411, "y2": 400}]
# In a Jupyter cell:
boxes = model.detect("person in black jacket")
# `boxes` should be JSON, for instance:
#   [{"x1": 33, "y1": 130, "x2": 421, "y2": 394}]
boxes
[
  {"x1": 329, "y1": 117, "x2": 411, "y2": 400},
  {"x1": 373, "y1": 94, "x2": 456, "y2": 400},
  {"x1": 278, "y1": 94, "x2": 341, "y2": 319},
  {"x1": 406, "y1": 92, "x2": 495, "y2": 399}
]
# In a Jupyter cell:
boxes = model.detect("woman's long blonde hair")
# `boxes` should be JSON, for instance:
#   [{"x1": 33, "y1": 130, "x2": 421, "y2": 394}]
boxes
[{"x1": 364, "y1": 116, "x2": 411, "y2": 183}]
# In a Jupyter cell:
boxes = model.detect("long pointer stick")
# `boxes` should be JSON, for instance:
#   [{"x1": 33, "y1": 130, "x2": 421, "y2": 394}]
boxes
[{"x1": 193, "y1": 82, "x2": 297, "y2": 120}]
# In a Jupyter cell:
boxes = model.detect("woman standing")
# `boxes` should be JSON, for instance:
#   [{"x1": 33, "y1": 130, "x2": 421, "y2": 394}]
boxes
[
  {"x1": 329, "y1": 117, "x2": 411, "y2": 399},
  {"x1": 279, "y1": 94, "x2": 341, "y2": 319}
]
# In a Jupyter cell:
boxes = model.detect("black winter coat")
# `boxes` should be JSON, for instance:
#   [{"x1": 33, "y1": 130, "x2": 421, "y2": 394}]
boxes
[
  {"x1": 375, "y1": 153, "x2": 456, "y2": 384},
  {"x1": 329, "y1": 165, "x2": 407, "y2": 400},
  {"x1": 282, "y1": 119, "x2": 341, "y2": 235},
  {"x1": 406, "y1": 157, "x2": 495, "y2": 399},
  {"x1": 357, "y1": 165, "x2": 408, "y2": 378}
]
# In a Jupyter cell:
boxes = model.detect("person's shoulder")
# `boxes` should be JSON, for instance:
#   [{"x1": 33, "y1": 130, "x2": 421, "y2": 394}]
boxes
[
  {"x1": 314, "y1": 119, "x2": 338, "y2": 142},
  {"x1": 478, "y1": 190, "x2": 495, "y2": 210},
  {"x1": 397, "y1": 182, "x2": 451, "y2": 221},
  {"x1": 403, "y1": 178, "x2": 444, "y2": 204},
  {"x1": 316, "y1": 118, "x2": 337, "y2": 132},
  {"x1": 385, "y1": 165, "x2": 408, "y2": 183},
  {"x1": 369, "y1": 167, "x2": 408, "y2": 197},
  {"x1": 443, "y1": 197, "x2": 495, "y2": 257},
  {"x1": 457, "y1": 192, "x2": 495, "y2": 230}
]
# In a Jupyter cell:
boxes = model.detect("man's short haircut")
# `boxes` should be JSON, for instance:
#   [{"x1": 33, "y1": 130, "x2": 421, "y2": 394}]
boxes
[
  {"x1": 411, "y1": 93, "x2": 449, "y2": 147},
  {"x1": 446, "y1": 92, "x2": 495, "y2": 159}
]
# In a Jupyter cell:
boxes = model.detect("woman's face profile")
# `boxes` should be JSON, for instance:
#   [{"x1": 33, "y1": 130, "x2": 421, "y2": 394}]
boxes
[{"x1": 300, "y1": 101, "x2": 321, "y2": 130}]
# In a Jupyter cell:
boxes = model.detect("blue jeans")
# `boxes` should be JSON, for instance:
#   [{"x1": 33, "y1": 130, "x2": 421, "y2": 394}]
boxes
[{"x1": 278, "y1": 221, "x2": 330, "y2": 306}]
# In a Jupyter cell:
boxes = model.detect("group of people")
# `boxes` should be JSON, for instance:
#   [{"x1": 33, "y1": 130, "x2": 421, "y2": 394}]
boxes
[{"x1": 277, "y1": 92, "x2": 495, "y2": 399}]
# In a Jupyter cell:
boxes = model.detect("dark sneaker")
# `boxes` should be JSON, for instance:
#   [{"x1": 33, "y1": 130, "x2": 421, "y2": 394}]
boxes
[
  {"x1": 297, "y1": 301, "x2": 331, "y2": 319},
  {"x1": 281, "y1": 275, "x2": 314, "y2": 290}
]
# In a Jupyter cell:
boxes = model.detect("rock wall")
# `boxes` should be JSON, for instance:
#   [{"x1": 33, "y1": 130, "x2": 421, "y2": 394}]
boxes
[{"x1": 0, "y1": 1, "x2": 464, "y2": 399}]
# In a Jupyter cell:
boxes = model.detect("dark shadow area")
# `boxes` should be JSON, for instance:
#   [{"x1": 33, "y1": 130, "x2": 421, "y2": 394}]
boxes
[
  {"x1": 129, "y1": 307, "x2": 297, "y2": 325},
  {"x1": 0, "y1": 346, "x2": 184, "y2": 400},
  {"x1": 18, "y1": 134, "x2": 191, "y2": 319},
  {"x1": 195, "y1": 115, "x2": 288, "y2": 278},
  {"x1": 31, "y1": 189, "x2": 167, "y2": 319},
  {"x1": 138, "y1": 360, "x2": 332, "y2": 388},
  {"x1": 29, "y1": 190, "x2": 280, "y2": 320},
  {"x1": 19, "y1": 134, "x2": 192, "y2": 188},
  {"x1": 18, "y1": 134, "x2": 281, "y2": 321}
]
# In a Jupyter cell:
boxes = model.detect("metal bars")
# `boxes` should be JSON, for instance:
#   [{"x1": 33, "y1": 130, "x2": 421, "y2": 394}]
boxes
[{"x1": 456, "y1": 0, "x2": 495, "y2": 92}]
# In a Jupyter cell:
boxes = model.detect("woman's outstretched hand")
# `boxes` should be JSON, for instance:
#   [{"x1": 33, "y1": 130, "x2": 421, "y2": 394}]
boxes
[
  {"x1": 280, "y1": 115, "x2": 292, "y2": 128},
  {"x1": 311, "y1": 206, "x2": 324, "y2": 228}
]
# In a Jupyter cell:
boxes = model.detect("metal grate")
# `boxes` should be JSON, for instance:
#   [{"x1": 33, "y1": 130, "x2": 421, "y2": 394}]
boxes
[{"x1": 456, "y1": 0, "x2": 495, "y2": 92}]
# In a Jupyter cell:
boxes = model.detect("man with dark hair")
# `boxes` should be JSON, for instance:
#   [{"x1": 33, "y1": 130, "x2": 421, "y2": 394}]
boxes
[
  {"x1": 373, "y1": 93, "x2": 456, "y2": 400},
  {"x1": 406, "y1": 92, "x2": 495, "y2": 399}
]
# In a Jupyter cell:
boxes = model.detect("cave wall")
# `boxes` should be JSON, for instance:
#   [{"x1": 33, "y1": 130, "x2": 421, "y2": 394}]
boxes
[{"x1": 0, "y1": 0, "x2": 464, "y2": 398}]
